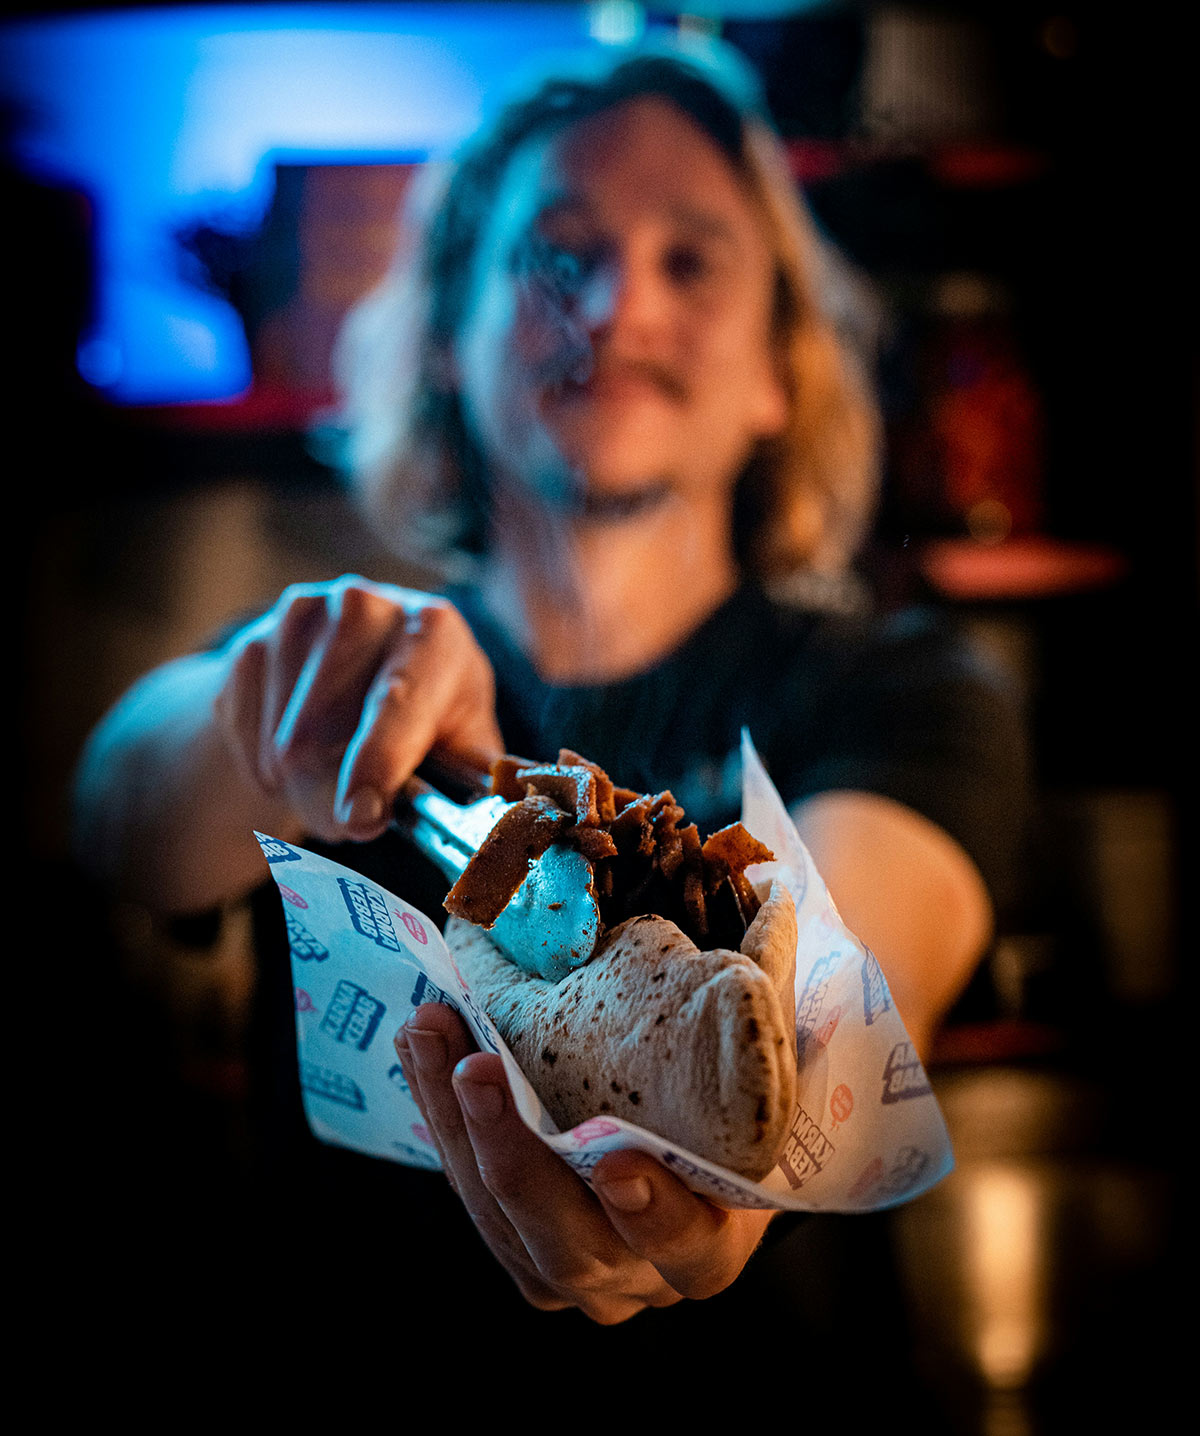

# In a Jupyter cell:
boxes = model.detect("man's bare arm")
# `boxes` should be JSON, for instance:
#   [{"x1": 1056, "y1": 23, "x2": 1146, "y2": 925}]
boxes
[
  {"x1": 72, "y1": 577, "x2": 503, "y2": 916},
  {"x1": 791, "y1": 789, "x2": 993, "y2": 1060},
  {"x1": 73, "y1": 649, "x2": 304, "y2": 913}
]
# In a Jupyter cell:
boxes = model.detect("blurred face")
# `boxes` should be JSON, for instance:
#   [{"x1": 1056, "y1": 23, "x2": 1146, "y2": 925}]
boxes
[{"x1": 452, "y1": 97, "x2": 788, "y2": 523}]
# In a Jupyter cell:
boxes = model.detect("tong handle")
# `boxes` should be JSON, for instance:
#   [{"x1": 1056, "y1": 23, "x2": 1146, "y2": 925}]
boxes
[
  {"x1": 392, "y1": 768, "x2": 509, "y2": 884},
  {"x1": 393, "y1": 780, "x2": 468, "y2": 882},
  {"x1": 413, "y1": 751, "x2": 493, "y2": 804},
  {"x1": 392, "y1": 758, "x2": 603, "y2": 983}
]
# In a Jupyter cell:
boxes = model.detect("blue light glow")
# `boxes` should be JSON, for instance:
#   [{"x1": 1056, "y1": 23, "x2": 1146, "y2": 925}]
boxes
[{"x1": 2, "y1": 4, "x2": 606, "y2": 405}]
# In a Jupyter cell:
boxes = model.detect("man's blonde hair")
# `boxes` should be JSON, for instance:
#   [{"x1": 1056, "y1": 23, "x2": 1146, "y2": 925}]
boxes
[{"x1": 332, "y1": 43, "x2": 881, "y2": 581}]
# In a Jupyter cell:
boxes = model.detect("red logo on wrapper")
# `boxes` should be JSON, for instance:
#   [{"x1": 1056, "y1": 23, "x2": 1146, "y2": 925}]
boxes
[
  {"x1": 279, "y1": 885, "x2": 308, "y2": 909},
  {"x1": 849, "y1": 1156, "x2": 885, "y2": 1201},
  {"x1": 412, "y1": 1123, "x2": 433, "y2": 1145},
  {"x1": 572, "y1": 1118, "x2": 621, "y2": 1145},
  {"x1": 830, "y1": 1083, "x2": 854, "y2": 1127},
  {"x1": 295, "y1": 989, "x2": 316, "y2": 1013},
  {"x1": 815, "y1": 1004, "x2": 843, "y2": 1048},
  {"x1": 399, "y1": 911, "x2": 428, "y2": 945}
]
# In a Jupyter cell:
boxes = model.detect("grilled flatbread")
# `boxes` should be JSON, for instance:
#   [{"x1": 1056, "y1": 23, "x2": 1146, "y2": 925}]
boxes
[{"x1": 445, "y1": 878, "x2": 798, "y2": 1180}]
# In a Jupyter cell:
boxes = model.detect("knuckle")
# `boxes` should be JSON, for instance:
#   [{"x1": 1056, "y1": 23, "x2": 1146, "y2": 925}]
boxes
[
  {"x1": 331, "y1": 575, "x2": 385, "y2": 624},
  {"x1": 413, "y1": 595, "x2": 458, "y2": 643},
  {"x1": 579, "y1": 1296, "x2": 642, "y2": 1326},
  {"x1": 368, "y1": 673, "x2": 414, "y2": 723},
  {"x1": 275, "y1": 582, "x2": 324, "y2": 618},
  {"x1": 516, "y1": 1281, "x2": 572, "y2": 1313},
  {"x1": 536, "y1": 1251, "x2": 613, "y2": 1295},
  {"x1": 274, "y1": 594, "x2": 324, "y2": 644},
  {"x1": 474, "y1": 1158, "x2": 526, "y2": 1208},
  {"x1": 226, "y1": 634, "x2": 265, "y2": 683}
]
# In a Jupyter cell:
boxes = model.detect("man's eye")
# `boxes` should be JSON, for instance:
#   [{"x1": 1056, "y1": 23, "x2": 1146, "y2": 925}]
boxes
[
  {"x1": 545, "y1": 245, "x2": 585, "y2": 293},
  {"x1": 516, "y1": 236, "x2": 590, "y2": 299},
  {"x1": 664, "y1": 244, "x2": 714, "y2": 287}
]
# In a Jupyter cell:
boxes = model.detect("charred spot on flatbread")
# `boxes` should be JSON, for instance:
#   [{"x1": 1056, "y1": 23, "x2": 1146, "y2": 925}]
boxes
[{"x1": 445, "y1": 881, "x2": 798, "y2": 1180}]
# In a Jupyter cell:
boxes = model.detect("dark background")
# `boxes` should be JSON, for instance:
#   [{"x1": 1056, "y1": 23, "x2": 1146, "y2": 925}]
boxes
[{"x1": 10, "y1": 3, "x2": 1192, "y2": 1426}]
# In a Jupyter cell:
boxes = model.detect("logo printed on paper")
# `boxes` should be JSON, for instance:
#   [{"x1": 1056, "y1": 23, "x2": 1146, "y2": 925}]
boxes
[
  {"x1": 795, "y1": 952, "x2": 839, "y2": 1060},
  {"x1": 813, "y1": 1003, "x2": 843, "y2": 1049},
  {"x1": 279, "y1": 884, "x2": 308, "y2": 909},
  {"x1": 391, "y1": 1140, "x2": 440, "y2": 1168},
  {"x1": 567, "y1": 1147, "x2": 612, "y2": 1180},
  {"x1": 878, "y1": 1145, "x2": 931, "y2": 1200},
  {"x1": 830, "y1": 1083, "x2": 854, "y2": 1128},
  {"x1": 410, "y1": 972, "x2": 452, "y2": 1009},
  {"x1": 777, "y1": 1104, "x2": 836, "y2": 1189},
  {"x1": 881, "y1": 1042, "x2": 932, "y2": 1104},
  {"x1": 661, "y1": 1150, "x2": 754, "y2": 1203},
  {"x1": 399, "y1": 911, "x2": 429, "y2": 945},
  {"x1": 338, "y1": 877, "x2": 402, "y2": 951},
  {"x1": 571, "y1": 1117, "x2": 622, "y2": 1145},
  {"x1": 321, "y1": 979, "x2": 387, "y2": 1051},
  {"x1": 848, "y1": 1156, "x2": 886, "y2": 1201},
  {"x1": 452, "y1": 982, "x2": 502, "y2": 1053},
  {"x1": 860, "y1": 950, "x2": 892, "y2": 1025},
  {"x1": 258, "y1": 835, "x2": 302, "y2": 864},
  {"x1": 286, "y1": 910, "x2": 329, "y2": 962},
  {"x1": 300, "y1": 1061, "x2": 365, "y2": 1110},
  {"x1": 295, "y1": 988, "x2": 316, "y2": 1013}
]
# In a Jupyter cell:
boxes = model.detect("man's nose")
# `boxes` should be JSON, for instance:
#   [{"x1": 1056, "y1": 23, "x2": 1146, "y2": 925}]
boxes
[{"x1": 576, "y1": 252, "x2": 665, "y2": 337}]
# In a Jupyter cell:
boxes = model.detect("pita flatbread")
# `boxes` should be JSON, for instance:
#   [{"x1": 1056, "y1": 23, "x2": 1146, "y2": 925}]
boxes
[{"x1": 445, "y1": 879, "x2": 798, "y2": 1180}]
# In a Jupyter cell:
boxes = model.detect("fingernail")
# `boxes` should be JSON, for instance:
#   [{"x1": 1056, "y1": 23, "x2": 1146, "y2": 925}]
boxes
[
  {"x1": 454, "y1": 1072, "x2": 504, "y2": 1123},
  {"x1": 406, "y1": 1028, "x2": 447, "y2": 1077},
  {"x1": 338, "y1": 787, "x2": 384, "y2": 828},
  {"x1": 596, "y1": 1176, "x2": 652, "y2": 1213}
]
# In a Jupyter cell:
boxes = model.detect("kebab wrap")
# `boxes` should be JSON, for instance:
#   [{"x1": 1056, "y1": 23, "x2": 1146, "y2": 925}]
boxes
[{"x1": 445, "y1": 877, "x2": 798, "y2": 1180}]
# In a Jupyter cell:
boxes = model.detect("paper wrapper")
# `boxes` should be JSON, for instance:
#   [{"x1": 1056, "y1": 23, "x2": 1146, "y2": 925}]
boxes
[{"x1": 256, "y1": 733, "x2": 953, "y2": 1212}]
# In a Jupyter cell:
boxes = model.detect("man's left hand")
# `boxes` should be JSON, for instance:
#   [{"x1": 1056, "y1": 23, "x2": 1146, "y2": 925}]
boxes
[{"x1": 394, "y1": 1003, "x2": 776, "y2": 1325}]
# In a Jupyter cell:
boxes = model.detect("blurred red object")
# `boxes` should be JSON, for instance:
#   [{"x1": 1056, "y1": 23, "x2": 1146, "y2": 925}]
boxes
[{"x1": 921, "y1": 534, "x2": 1127, "y2": 601}]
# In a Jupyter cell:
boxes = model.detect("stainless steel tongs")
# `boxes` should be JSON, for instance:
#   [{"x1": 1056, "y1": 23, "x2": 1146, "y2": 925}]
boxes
[{"x1": 391, "y1": 763, "x2": 601, "y2": 982}]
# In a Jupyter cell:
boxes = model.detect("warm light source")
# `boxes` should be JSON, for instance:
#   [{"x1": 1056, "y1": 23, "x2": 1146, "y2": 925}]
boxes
[{"x1": 964, "y1": 1164, "x2": 1047, "y2": 1392}]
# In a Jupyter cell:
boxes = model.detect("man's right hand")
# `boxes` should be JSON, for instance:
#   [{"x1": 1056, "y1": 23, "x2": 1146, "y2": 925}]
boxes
[{"x1": 215, "y1": 574, "x2": 504, "y2": 844}]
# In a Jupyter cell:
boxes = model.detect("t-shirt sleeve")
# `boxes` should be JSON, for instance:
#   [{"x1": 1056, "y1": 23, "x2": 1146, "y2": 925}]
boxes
[{"x1": 781, "y1": 607, "x2": 1032, "y2": 917}]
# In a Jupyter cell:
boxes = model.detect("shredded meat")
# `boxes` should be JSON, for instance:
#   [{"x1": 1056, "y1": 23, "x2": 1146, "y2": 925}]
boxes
[
  {"x1": 443, "y1": 792, "x2": 570, "y2": 926},
  {"x1": 447, "y1": 749, "x2": 775, "y2": 951}
]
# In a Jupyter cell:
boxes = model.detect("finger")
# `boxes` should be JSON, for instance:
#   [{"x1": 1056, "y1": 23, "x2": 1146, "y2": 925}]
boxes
[
  {"x1": 336, "y1": 602, "x2": 502, "y2": 824},
  {"x1": 393, "y1": 1003, "x2": 477, "y2": 1185},
  {"x1": 452, "y1": 1053, "x2": 659, "y2": 1302},
  {"x1": 216, "y1": 632, "x2": 273, "y2": 795},
  {"x1": 273, "y1": 589, "x2": 417, "y2": 835},
  {"x1": 590, "y1": 1149, "x2": 775, "y2": 1301},
  {"x1": 254, "y1": 588, "x2": 337, "y2": 791},
  {"x1": 395, "y1": 1007, "x2": 568, "y2": 1309},
  {"x1": 274, "y1": 580, "x2": 407, "y2": 758},
  {"x1": 454, "y1": 1056, "x2": 681, "y2": 1322}
]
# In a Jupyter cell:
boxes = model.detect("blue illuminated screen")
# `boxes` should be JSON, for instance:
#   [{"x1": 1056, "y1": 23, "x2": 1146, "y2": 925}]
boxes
[{"x1": 1, "y1": 4, "x2": 627, "y2": 407}]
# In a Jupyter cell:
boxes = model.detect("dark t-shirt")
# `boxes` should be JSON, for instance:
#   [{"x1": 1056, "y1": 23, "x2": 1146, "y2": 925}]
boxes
[
  {"x1": 240, "y1": 581, "x2": 1027, "y2": 1399},
  {"x1": 449, "y1": 581, "x2": 1028, "y2": 914}
]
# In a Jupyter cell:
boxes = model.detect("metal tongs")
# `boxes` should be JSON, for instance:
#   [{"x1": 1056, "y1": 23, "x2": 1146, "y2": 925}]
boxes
[{"x1": 391, "y1": 761, "x2": 601, "y2": 983}]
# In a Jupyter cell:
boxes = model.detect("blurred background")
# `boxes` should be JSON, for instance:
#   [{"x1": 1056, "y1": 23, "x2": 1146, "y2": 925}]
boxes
[{"x1": 7, "y1": 1, "x2": 1191, "y2": 1426}]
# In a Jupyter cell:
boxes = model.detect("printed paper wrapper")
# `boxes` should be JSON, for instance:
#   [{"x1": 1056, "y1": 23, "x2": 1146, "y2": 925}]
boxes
[{"x1": 257, "y1": 733, "x2": 953, "y2": 1212}]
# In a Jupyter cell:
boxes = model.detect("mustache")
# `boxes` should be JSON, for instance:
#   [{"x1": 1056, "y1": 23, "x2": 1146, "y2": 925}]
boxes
[{"x1": 540, "y1": 350, "x2": 690, "y2": 404}]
